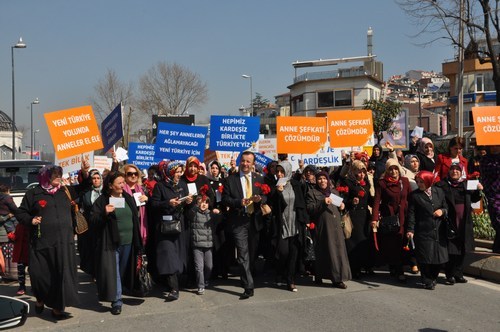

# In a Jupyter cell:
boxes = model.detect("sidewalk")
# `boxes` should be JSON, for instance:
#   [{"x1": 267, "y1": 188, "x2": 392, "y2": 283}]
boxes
[{"x1": 464, "y1": 239, "x2": 500, "y2": 283}]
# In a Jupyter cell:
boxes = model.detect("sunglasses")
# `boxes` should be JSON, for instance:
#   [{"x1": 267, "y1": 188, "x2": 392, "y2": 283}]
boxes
[{"x1": 126, "y1": 172, "x2": 139, "y2": 177}]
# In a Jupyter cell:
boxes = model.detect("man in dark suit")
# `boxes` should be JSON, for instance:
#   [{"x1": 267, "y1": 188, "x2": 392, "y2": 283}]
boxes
[{"x1": 222, "y1": 151, "x2": 266, "y2": 299}]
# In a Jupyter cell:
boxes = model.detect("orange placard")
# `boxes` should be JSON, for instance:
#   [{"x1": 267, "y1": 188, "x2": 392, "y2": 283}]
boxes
[
  {"x1": 276, "y1": 116, "x2": 327, "y2": 153},
  {"x1": 44, "y1": 105, "x2": 103, "y2": 159},
  {"x1": 328, "y1": 110, "x2": 374, "y2": 148},
  {"x1": 472, "y1": 106, "x2": 500, "y2": 145}
]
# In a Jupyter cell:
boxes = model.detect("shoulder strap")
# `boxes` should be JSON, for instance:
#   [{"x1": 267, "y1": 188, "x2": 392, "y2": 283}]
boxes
[{"x1": 63, "y1": 186, "x2": 79, "y2": 212}]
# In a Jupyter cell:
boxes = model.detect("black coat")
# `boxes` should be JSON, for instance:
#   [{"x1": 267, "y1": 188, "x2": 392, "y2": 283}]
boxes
[
  {"x1": 221, "y1": 171, "x2": 267, "y2": 232},
  {"x1": 15, "y1": 185, "x2": 79, "y2": 310},
  {"x1": 435, "y1": 180, "x2": 480, "y2": 255},
  {"x1": 407, "y1": 187, "x2": 449, "y2": 264},
  {"x1": 150, "y1": 180, "x2": 190, "y2": 275},
  {"x1": 91, "y1": 192, "x2": 142, "y2": 302},
  {"x1": 269, "y1": 179, "x2": 308, "y2": 247}
]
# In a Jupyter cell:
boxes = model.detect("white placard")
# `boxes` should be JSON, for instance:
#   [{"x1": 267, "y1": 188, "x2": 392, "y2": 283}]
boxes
[
  {"x1": 187, "y1": 183, "x2": 198, "y2": 195},
  {"x1": 115, "y1": 147, "x2": 129, "y2": 162},
  {"x1": 55, "y1": 151, "x2": 94, "y2": 174},
  {"x1": 411, "y1": 126, "x2": 424, "y2": 138},
  {"x1": 471, "y1": 201, "x2": 481, "y2": 209},
  {"x1": 109, "y1": 197, "x2": 125, "y2": 208},
  {"x1": 93, "y1": 155, "x2": 113, "y2": 173},
  {"x1": 276, "y1": 178, "x2": 287, "y2": 186},
  {"x1": 467, "y1": 180, "x2": 479, "y2": 191},
  {"x1": 162, "y1": 215, "x2": 173, "y2": 221},
  {"x1": 329, "y1": 193, "x2": 344, "y2": 207},
  {"x1": 133, "y1": 192, "x2": 146, "y2": 206}
]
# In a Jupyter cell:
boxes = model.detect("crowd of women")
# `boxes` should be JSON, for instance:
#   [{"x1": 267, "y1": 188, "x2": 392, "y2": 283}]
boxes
[{"x1": 2, "y1": 135, "x2": 497, "y2": 320}]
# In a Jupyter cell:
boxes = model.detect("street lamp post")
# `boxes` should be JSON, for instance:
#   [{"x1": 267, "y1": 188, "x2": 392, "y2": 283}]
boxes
[
  {"x1": 241, "y1": 74, "x2": 253, "y2": 116},
  {"x1": 33, "y1": 129, "x2": 40, "y2": 159},
  {"x1": 30, "y1": 98, "x2": 39, "y2": 158},
  {"x1": 417, "y1": 82, "x2": 422, "y2": 128},
  {"x1": 11, "y1": 37, "x2": 27, "y2": 159}
]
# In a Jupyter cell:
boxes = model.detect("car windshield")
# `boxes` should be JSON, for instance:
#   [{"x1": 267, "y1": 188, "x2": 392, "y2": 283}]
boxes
[{"x1": 0, "y1": 165, "x2": 41, "y2": 192}]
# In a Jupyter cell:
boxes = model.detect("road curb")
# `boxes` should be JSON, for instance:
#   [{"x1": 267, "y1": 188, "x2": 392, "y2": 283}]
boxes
[{"x1": 464, "y1": 251, "x2": 500, "y2": 283}]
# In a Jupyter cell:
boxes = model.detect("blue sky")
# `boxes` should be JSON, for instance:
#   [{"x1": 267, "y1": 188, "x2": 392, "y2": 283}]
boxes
[{"x1": 0, "y1": 1, "x2": 453, "y2": 154}]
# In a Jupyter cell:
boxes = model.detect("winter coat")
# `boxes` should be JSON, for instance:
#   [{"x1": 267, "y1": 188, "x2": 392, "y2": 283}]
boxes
[
  {"x1": 407, "y1": 187, "x2": 449, "y2": 264},
  {"x1": 91, "y1": 192, "x2": 142, "y2": 302},
  {"x1": 189, "y1": 207, "x2": 217, "y2": 248}
]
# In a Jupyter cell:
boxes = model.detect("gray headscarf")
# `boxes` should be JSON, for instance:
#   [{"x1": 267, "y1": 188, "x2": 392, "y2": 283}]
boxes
[{"x1": 277, "y1": 160, "x2": 293, "y2": 183}]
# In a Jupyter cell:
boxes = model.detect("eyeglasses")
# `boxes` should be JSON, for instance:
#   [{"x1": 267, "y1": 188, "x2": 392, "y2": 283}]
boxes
[{"x1": 126, "y1": 172, "x2": 139, "y2": 177}]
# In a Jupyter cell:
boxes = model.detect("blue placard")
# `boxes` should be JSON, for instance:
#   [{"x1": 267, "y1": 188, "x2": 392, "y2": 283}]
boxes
[
  {"x1": 128, "y1": 142, "x2": 159, "y2": 168},
  {"x1": 209, "y1": 115, "x2": 260, "y2": 152},
  {"x1": 101, "y1": 103, "x2": 124, "y2": 153},
  {"x1": 155, "y1": 122, "x2": 208, "y2": 161}
]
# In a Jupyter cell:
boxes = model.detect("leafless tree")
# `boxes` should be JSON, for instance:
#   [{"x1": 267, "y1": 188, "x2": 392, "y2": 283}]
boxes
[
  {"x1": 138, "y1": 61, "x2": 208, "y2": 115},
  {"x1": 398, "y1": 0, "x2": 500, "y2": 105},
  {"x1": 90, "y1": 69, "x2": 144, "y2": 148}
]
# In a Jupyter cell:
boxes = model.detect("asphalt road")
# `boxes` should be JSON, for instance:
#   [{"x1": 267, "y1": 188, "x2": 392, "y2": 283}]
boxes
[{"x1": 2, "y1": 268, "x2": 499, "y2": 332}]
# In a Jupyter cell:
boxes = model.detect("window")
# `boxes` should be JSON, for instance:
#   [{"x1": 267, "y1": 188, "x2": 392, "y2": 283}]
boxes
[
  {"x1": 317, "y1": 90, "x2": 352, "y2": 108},
  {"x1": 335, "y1": 90, "x2": 352, "y2": 106},
  {"x1": 318, "y1": 91, "x2": 334, "y2": 108},
  {"x1": 476, "y1": 74, "x2": 484, "y2": 92}
]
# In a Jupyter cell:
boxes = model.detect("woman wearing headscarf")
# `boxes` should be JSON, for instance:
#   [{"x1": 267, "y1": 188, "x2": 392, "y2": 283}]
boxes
[
  {"x1": 306, "y1": 171, "x2": 351, "y2": 289},
  {"x1": 15, "y1": 165, "x2": 80, "y2": 319},
  {"x1": 151, "y1": 161, "x2": 193, "y2": 301},
  {"x1": 270, "y1": 161, "x2": 308, "y2": 291},
  {"x1": 369, "y1": 144, "x2": 388, "y2": 181},
  {"x1": 122, "y1": 164, "x2": 149, "y2": 248},
  {"x1": 371, "y1": 159, "x2": 412, "y2": 282},
  {"x1": 78, "y1": 169, "x2": 103, "y2": 277},
  {"x1": 416, "y1": 137, "x2": 437, "y2": 173},
  {"x1": 338, "y1": 160, "x2": 372, "y2": 278},
  {"x1": 435, "y1": 136, "x2": 468, "y2": 181},
  {"x1": 407, "y1": 171, "x2": 448, "y2": 290},
  {"x1": 182, "y1": 156, "x2": 214, "y2": 204},
  {"x1": 91, "y1": 171, "x2": 143, "y2": 315},
  {"x1": 435, "y1": 162, "x2": 483, "y2": 285},
  {"x1": 206, "y1": 160, "x2": 231, "y2": 279}
]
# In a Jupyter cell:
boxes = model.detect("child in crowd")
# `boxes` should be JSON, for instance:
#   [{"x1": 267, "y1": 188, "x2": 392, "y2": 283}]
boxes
[{"x1": 189, "y1": 195, "x2": 219, "y2": 295}]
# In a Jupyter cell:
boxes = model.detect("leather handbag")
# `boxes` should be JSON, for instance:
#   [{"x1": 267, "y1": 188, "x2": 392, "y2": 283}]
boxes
[
  {"x1": 378, "y1": 215, "x2": 400, "y2": 234},
  {"x1": 341, "y1": 211, "x2": 353, "y2": 239},
  {"x1": 64, "y1": 187, "x2": 89, "y2": 235},
  {"x1": 134, "y1": 254, "x2": 153, "y2": 297},
  {"x1": 161, "y1": 219, "x2": 182, "y2": 234}
]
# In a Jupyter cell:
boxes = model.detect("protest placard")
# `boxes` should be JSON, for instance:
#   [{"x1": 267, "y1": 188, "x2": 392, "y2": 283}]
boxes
[
  {"x1": 101, "y1": 103, "x2": 123, "y2": 153},
  {"x1": 44, "y1": 105, "x2": 103, "y2": 159},
  {"x1": 472, "y1": 106, "x2": 500, "y2": 145},
  {"x1": 276, "y1": 116, "x2": 327, "y2": 153},
  {"x1": 93, "y1": 155, "x2": 113, "y2": 173},
  {"x1": 128, "y1": 143, "x2": 158, "y2": 168},
  {"x1": 56, "y1": 151, "x2": 94, "y2": 174},
  {"x1": 155, "y1": 122, "x2": 208, "y2": 161},
  {"x1": 209, "y1": 115, "x2": 260, "y2": 152},
  {"x1": 256, "y1": 138, "x2": 277, "y2": 160},
  {"x1": 328, "y1": 110, "x2": 374, "y2": 148}
]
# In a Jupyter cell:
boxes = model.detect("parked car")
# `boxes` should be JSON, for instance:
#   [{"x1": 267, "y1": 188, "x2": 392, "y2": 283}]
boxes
[{"x1": 0, "y1": 160, "x2": 51, "y2": 205}]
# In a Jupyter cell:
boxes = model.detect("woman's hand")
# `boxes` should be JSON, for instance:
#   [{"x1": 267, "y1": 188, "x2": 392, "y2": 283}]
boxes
[
  {"x1": 433, "y1": 209, "x2": 443, "y2": 217},
  {"x1": 325, "y1": 197, "x2": 332, "y2": 205},
  {"x1": 105, "y1": 204, "x2": 115, "y2": 215},
  {"x1": 477, "y1": 183, "x2": 484, "y2": 191},
  {"x1": 32, "y1": 216, "x2": 42, "y2": 225},
  {"x1": 277, "y1": 185, "x2": 284, "y2": 192},
  {"x1": 213, "y1": 208, "x2": 220, "y2": 214},
  {"x1": 339, "y1": 202, "x2": 345, "y2": 211},
  {"x1": 370, "y1": 221, "x2": 378, "y2": 228},
  {"x1": 139, "y1": 194, "x2": 148, "y2": 203},
  {"x1": 407, "y1": 231, "x2": 414, "y2": 239},
  {"x1": 169, "y1": 198, "x2": 180, "y2": 207},
  {"x1": 353, "y1": 197, "x2": 359, "y2": 205}
]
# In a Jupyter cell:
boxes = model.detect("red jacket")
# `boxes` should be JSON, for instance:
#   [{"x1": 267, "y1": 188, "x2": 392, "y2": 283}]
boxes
[{"x1": 435, "y1": 153, "x2": 468, "y2": 180}]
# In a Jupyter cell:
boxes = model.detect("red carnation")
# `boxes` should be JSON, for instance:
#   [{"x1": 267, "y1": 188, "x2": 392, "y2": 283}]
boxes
[
  {"x1": 336, "y1": 186, "x2": 349, "y2": 193},
  {"x1": 199, "y1": 184, "x2": 209, "y2": 196},
  {"x1": 359, "y1": 180, "x2": 366, "y2": 186},
  {"x1": 218, "y1": 184, "x2": 224, "y2": 193},
  {"x1": 7, "y1": 232, "x2": 15, "y2": 242},
  {"x1": 309, "y1": 222, "x2": 316, "y2": 230},
  {"x1": 38, "y1": 200, "x2": 47, "y2": 208},
  {"x1": 358, "y1": 190, "x2": 365, "y2": 198},
  {"x1": 255, "y1": 182, "x2": 271, "y2": 195},
  {"x1": 262, "y1": 166, "x2": 268, "y2": 175},
  {"x1": 467, "y1": 171, "x2": 480, "y2": 180}
]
